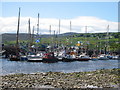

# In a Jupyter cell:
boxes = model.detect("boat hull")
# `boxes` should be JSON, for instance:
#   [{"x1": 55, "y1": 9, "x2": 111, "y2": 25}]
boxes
[
  {"x1": 9, "y1": 55, "x2": 20, "y2": 61},
  {"x1": 62, "y1": 58, "x2": 76, "y2": 62},
  {"x1": 76, "y1": 58, "x2": 90, "y2": 61},
  {"x1": 27, "y1": 58, "x2": 43, "y2": 62},
  {"x1": 42, "y1": 58, "x2": 58, "y2": 63}
]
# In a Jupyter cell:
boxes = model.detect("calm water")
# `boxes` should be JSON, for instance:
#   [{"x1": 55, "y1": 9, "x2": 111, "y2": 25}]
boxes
[{"x1": 0, "y1": 59, "x2": 119, "y2": 75}]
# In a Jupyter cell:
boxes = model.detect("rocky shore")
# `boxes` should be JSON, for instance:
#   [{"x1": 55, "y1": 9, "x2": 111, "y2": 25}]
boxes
[{"x1": 1, "y1": 68, "x2": 120, "y2": 89}]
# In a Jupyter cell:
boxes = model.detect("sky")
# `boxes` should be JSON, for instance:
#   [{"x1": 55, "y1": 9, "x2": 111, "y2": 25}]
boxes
[{"x1": 0, "y1": 2, "x2": 118, "y2": 34}]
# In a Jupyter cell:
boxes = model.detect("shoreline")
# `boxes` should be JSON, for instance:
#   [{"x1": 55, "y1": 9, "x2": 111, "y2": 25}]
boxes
[
  {"x1": 1, "y1": 68, "x2": 120, "y2": 89},
  {"x1": 1, "y1": 67, "x2": 119, "y2": 76}
]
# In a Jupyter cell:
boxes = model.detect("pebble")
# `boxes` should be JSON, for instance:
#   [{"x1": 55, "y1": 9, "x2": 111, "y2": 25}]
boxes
[{"x1": 1, "y1": 68, "x2": 120, "y2": 89}]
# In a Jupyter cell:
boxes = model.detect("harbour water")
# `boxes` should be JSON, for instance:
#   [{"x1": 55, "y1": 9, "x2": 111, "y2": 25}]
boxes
[{"x1": 0, "y1": 58, "x2": 119, "y2": 75}]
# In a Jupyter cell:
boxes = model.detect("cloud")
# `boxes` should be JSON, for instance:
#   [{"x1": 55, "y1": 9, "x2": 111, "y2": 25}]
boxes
[{"x1": 0, "y1": 16, "x2": 118, "y2": 34}]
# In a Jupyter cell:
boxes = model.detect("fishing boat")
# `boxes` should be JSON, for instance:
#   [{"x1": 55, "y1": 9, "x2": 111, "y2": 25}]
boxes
[
  {"x1": 9, "y1": 55, "x2": 20, "y2": 61},
  {"x1": 20, "y1": 55, "x2": 28, "y2": 61},
  {"x1": 77, "y1": 55, "x2": 91, "y2": 61},
  {"x1": 91, "y1": 57, "x2": 98, "y2": 61},
  {"x1": 62, "y1": 54, "x2": 77, "y2": 62},
  {"x1": 77, "y1": 56, "x2": 91, "y2": 61},
  {"x1": 9, "y1": 8, "x2": 21, "y2": 61},
  {"x1": 42, "y1": 52, "x2": 58, "y2": 63},
  {"x1": 27, "y1": 54, "x2": 43, "y2": 62},
  {"x1": 112, "y1": 55, "x2": 119, "y2": 60},
  {"x1": 97, "y1": 54, "x2": 109, "y2": 60}
]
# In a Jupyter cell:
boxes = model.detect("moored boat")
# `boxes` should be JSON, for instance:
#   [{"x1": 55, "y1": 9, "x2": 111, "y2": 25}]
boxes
[
  {"x1": 20, "y1": 55, "x2": 28, "y2": 61},
  {"x1": 97, "y1": 54, "x2": 109, "y2": 60},
  {"x1": 77, "y1": 55, "x2": 91, "y2": 61},
  {"x1": 76, "y1": 53, "x2": 91, "y2": 61},
  {"x1": 9, "y1": 55, "x2": 20, "y2": 61},
  {"x1": 62, "y1": 54, "x2": 77, "y2": 62},
  {"x1": 42, "y1": 52, "x2": 58, "y2": 63},
  {"x1": 27, "y1": 55, "x2": 43, "y2": 62}
]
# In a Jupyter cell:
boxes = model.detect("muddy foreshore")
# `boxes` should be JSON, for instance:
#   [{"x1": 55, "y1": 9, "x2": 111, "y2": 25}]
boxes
[{"x1": 1, "y1": 68, "x2": 120, "y2": 89}]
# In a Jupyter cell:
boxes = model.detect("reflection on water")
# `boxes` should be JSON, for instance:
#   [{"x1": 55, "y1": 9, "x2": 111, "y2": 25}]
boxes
[{"x1": 0, "y1": 59, "x2": 119, "y2": 75}]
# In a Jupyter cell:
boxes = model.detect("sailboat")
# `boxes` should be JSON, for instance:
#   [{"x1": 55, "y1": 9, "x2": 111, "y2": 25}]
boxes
[
  {"x1": 27, "y1": 13, "x2": 43, "y2": 62},
  {"x1": 10, "y1": 8, "x2": 21, "y2": 61},
  {"x1": 97, "y1": 25, "x2": 110, "y2": 60},
  {"x1": 76, "y1": 26, "x2": 91, "y2": 61}
]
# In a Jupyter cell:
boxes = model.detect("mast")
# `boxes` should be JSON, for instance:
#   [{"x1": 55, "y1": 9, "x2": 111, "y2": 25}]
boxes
[
  {"x1": 49, "y1": 25, "x2": 51, "y2": 35},
  {"x1": 54, "y1": 30, "x2": 55, "y2": 46},
  {"x1": 59, "y1": 19, "x2": 60, "y2": 35},
  {"x1": 16, "y1": 8, "x2": 20, "y2": 48},
  {"x1": 49, "y1": 25, "x2": 52, "y2": 46},
  {"x1": 49, "y1": 25, "x2": 52, "y2": 52},
  {"x1": 28, "y1": 18, "x2": 31, "y2": 50},
  {"x1": 36, "y1": 13, "x2": 39, "y2": 52},
  {"x1": 16, "y1": 7, "x2": 20, "y2": 56},
  {"x1": 85, "y1": 26, "x2": 87, "y2": 54},
  {"x1": 58, "y1": 19, "x2": 60, "y2": 46},
  {"x1": 70, "y1": 21, "x2": 72, "y2": 45},
  {"x1": 37, "y1": 13, "x2": 39, "y2": 35},
  {"x1": 32, "y1": 26, "x2": 35, "y2": 45},
  {"x1": 106, "y1": 25, "x2": 109, "y2": 54}
]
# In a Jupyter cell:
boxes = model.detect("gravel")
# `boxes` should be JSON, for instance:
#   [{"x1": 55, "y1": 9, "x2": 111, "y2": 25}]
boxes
[{"x1": 1, "y1": 68, "x2": 120, "y2": 89}]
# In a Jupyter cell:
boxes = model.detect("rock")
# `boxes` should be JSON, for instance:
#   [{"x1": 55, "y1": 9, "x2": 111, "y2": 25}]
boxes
[{"x1": 44, "y1": 82, "x2": 51, "y2": 85}]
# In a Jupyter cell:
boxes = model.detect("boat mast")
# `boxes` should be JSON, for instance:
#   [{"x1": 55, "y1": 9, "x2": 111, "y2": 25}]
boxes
[
  {"x1": 37, "y1": 13, "x2": 39, "y2": 35},
  {"x1": 70, "y1": 21, "x2": 72, "y2": 45},
  {"x1": 49, "y1": 25, "x2": 51, "y2": 47},
  {"x1": 59, "y1": 19, "x2": 60, "y2": 35},
  {"x1": 85, "y1": 26, "x2": 87, "y2": 54},
  {"x1": 32, "y1": 26, "x2": 35, "y2": 45},
  {"x1": 59, "y1": 19, "x2": 60, "y2": 46},
  {"x1": 106, "y1": 25, "x2": 109, "y2": 54},
  {"x1": 28, "y1": 18, "x2": 31, "y2": 50},
  {"x1": 16, "y1": 7, "x2": 20, "y2": 56},
  {"x1": 36, "y1": 13, "x2": 39, "y2": 52}
]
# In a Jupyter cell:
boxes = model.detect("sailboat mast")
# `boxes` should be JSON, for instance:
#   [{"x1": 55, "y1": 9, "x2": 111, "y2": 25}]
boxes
[
  {"x1": 28, "y1": 18, "x2": 31, "y2": 50},
  {"x1": 59, "y1": 19, "x2": 60, "y2": 35},
  {"x1": 16, "y1": 7, "x2": 20, "y2": 48},
  {"x1": 70, "y1": 21, "x2": 72, "y2": 44},
  {"x1": 49, "y1": 25, "x2": 52, "y2": 46},
  {"x1": 58, "y1": 20, "x2": 60, "y2": 46},
  {"x1": 85, "y1": 26, "x2": 87, "y2": 54},
  {"x1": 49, "y1": 25, "x2": 51, "y2": 35},
  {"x1": 32, "y1": 26, "x2": 35, "y2": 45},
  {"x1": 106, "y1": 25, "x2": 109, "y2": 54},
  {"x1": 37, "y1": 13, "x2": 39, "y2": 35}
]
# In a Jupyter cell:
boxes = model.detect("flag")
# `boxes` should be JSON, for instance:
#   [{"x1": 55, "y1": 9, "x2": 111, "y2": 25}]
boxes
[
  {"x1": 35, "y1": 39, "x2": 40, "y2": 43},
  {"x1": 76, "y1": 43, "x2": 81, "y2": 46}
]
